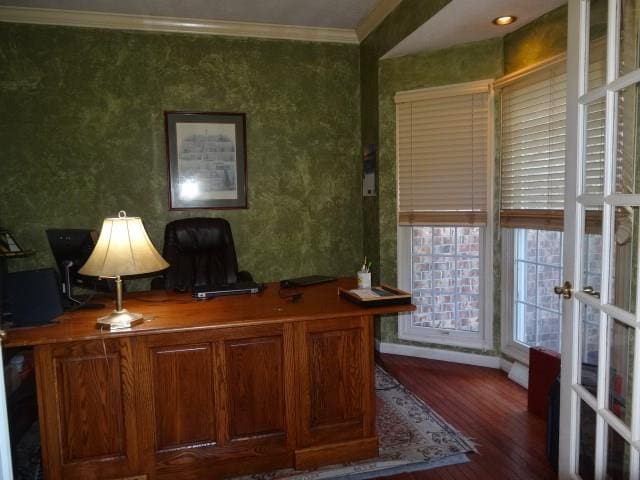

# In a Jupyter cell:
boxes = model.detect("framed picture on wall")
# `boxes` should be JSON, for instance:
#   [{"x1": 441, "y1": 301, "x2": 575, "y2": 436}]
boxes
[
  {"x1": 165, "y1": 111, "x2": 248, "y2": 209},
  {"x1": 0, "y1": 230, "x2": 24, "y2": 255}
]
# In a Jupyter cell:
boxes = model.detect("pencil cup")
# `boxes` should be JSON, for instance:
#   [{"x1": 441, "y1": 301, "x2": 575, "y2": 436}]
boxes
[{"x1": 357, "y1": 271, "x2": 371, "y2": 289}]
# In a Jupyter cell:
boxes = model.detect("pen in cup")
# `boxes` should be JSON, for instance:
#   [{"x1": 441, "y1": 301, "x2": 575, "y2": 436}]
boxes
[{"x1": 358, "y1": 257, "x2": 372, "y2": 288}]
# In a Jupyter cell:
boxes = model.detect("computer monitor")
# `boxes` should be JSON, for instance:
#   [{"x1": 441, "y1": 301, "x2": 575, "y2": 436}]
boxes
[{"x1": 46, "y1": 228, "x2": 106, "y2": 308}]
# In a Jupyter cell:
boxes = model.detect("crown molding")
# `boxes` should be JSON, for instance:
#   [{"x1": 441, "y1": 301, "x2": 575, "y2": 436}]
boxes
[
  {"x1": 0, "y1": 6, "x2": 359, "y2": 44},
  {"x1": 356, "y1": 0, "x2": 402, "y2": 41}
]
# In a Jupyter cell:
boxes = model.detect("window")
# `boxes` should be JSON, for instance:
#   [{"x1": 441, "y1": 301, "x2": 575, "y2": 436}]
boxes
[
  {"x1": 497, "y1": 58, "x2": 568, "y2": 362},
  {"x1": 503, "y1": 226, "x2": 603, "y2": 359},
  {"x1": 513, "y1": 228, "x2": 563, "y2": 352},
  {"x1": 497, "y1": 51, "x2": 605, "y2": 362},
  {"x1": 398, "y1": 225, "x2": 490, "y2": 348},
  {"x1": 396, "y1": 80, "x2": 493, "y2": 349},
  {"x1": 410, "y1": 226, "x2": 481, "y2": 332}
]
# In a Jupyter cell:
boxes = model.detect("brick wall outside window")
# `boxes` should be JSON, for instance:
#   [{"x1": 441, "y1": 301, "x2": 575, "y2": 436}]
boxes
[
  {"x1": 411, "y1": 226, "x2": 481, "y2": 332},
  {"x1": 514, "y1": 228, "x2": 602, "y2": 354}
]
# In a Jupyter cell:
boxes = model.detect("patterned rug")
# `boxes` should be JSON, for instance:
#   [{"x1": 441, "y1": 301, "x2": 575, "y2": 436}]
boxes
[
  {"x1": 13, "y1": 366, "x2": 475, "y2": 480},
  {"x1": 13, "y1": 422, "x2": 42, "y2": 480},
  {"x1": 233, "y1": 366, "x2": 475, "y2": 480}
]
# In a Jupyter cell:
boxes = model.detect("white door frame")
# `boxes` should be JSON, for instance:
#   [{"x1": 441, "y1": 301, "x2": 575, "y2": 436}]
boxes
[{"x1": 559, "y1": 1, "x2": 582, "y2": 475}]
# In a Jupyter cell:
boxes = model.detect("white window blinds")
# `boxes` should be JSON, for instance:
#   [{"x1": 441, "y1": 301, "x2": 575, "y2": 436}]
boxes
[
  {"x1": 395, "y1": 81, "x2": 491, "y2": 226},
  {"x1": 500, "y1": 61, "x2": 567, "y2": 229}
]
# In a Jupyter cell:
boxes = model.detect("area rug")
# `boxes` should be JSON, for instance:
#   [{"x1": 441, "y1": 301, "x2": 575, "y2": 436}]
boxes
[
  {"x1": 233, "y1": 366, "x2": 475, "y2": 480},
  {"x1": 13, "y1": 422, "x2": 42, "y2": 480}
]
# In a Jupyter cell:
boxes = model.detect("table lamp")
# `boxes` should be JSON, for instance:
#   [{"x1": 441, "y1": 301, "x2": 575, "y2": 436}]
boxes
[{"x1": 79, "y1": 211, "x2": 169, "y2": 330}]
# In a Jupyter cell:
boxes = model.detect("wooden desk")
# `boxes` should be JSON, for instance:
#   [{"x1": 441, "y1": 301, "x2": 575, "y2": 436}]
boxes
[{"x1": 6, "y1": 278, "x2": 414, "y2": 480}]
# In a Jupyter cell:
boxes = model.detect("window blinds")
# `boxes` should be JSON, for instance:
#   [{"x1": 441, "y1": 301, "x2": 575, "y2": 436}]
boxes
[
  {"x1": 500, "y1": 62, "x2": 567, "y2": 229},
  {"x1": 499, "y1": 41, "x2": 606, "y2": 230},
  {"x1": 396, "y1": 82, "x2": 490, "y2": 226}
]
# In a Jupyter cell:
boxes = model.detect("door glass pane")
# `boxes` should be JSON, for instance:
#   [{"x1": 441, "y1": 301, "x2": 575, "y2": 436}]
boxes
[
  {"x1": 584, "y1": 100, "x2": 606, "y2": 195},
  {"x1": 606, "y1": 426, "x2": 631, "y2": 479},
  {"x1": 578, "y1": 400, "x2": 597, "y2": 480},
  {"x1": 583, "y1": 207, "x2": 603, "y2": 294},
  {"x1": 609, "y1": 207, "x2": 638, "y2": 313},
  {"x1": 619, "y1": 0, "x2": 640, "y2": 77},
  {"x1": 588, "y1": 0, "x2": 609, "y2": 90},
  {"x1": 615, "y1": 84, "x2": 639, "y2": 195},
  {"x1": 608, "y1": 318, "x2": 634, "y2": 426},
  {"x1": 580, "y1": 304, "x2": 600, "y2": 393}
]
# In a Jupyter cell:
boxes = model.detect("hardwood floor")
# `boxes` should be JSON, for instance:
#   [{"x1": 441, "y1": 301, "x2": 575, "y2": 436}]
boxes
[{"x1": 376, "y1": 353, "x2": 557, "y2": 480}]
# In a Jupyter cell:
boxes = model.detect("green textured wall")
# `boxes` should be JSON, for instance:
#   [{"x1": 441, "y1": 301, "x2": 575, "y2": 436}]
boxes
[
  {"x1": 0, "y1": 23, "x2": 362, "y2": 286},
  {"x1": 503, "y1": 5, "x2": 568, "y2": 75},
  {"x1": 376, "y1": 38, "x2": 504, "y2": 348},
  {"x1": 359, "y1": 0, "x2": 451, "y2": 285}
]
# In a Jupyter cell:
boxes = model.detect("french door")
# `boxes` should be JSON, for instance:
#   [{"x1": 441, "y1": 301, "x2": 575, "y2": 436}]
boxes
[{"x1": 562, "y1": 0, "x2": 640, "y2": 478}]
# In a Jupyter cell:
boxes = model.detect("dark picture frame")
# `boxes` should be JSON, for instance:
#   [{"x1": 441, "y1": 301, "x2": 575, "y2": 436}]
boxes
[
  {"x1": 165, "y1": 111, "x2": 248, "y2": 210},
  {"x1": 0, "y1": 230, "x2": 24, "y2": 255}
]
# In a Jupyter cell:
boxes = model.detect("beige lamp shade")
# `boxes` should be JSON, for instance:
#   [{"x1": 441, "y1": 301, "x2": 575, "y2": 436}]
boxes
[{"x1": 79, "y1": 211, "x2": 168, "y2": 278}]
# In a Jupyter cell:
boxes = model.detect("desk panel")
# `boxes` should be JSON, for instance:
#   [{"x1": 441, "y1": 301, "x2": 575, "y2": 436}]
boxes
[
  {"x1": 295, "y1": 315, "x2": 377, "y2": 468},
  {"x1": 151, "y1": 342, "x2": 217, "y2": 451},
  {"x1": 224, "y1": 334, "x2": 286, "y2": 441},
  {"x1": 35, "y1": 339, "x2": 140, "y2": 480}
]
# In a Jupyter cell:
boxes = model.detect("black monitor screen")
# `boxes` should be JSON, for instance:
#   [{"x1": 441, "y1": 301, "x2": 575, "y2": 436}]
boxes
[{"x1": 46, "y1": 229, "x2": 97, "y2": 288}]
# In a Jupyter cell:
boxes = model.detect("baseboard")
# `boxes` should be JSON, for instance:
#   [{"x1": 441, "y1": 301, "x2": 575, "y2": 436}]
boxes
[
  {"x1": 507, "y1": 361, "x2": 529, "y2": 389},
  {"x1": 376, "y1": 341, "x2": 501, "y2": 369},
  {"x1": 500, "y1": 357, "x2": 513, "y2": 373}
]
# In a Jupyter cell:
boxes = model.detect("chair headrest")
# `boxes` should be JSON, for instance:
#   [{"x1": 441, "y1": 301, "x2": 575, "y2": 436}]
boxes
[{"x1": 167, "y1": 218, "x2": 233, "y2": 254}]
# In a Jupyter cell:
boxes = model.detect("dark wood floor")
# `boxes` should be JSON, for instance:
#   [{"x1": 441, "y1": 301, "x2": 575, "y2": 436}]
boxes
[{"x1": 376, "y1": 353, "x2": 557, "y2": 480}]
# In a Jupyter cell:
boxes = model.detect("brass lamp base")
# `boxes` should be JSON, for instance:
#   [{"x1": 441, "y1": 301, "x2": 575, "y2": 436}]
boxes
[{"x1": 96, "y1": 309, "x2": 144, "y2": 331}]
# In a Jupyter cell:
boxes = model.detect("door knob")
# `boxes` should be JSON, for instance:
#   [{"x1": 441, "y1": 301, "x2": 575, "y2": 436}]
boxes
[{"x1": 554, "y1": 281, "x2": 573, "y2": 299}]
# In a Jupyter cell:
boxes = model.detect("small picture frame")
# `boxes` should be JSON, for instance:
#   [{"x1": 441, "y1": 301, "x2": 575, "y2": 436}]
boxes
[
  {"x1": 0, "y1": 230, "x2": 24, "y2": 255},
  {"x1": 165, "y1": 111, "x2": 248, "y2": 210}
]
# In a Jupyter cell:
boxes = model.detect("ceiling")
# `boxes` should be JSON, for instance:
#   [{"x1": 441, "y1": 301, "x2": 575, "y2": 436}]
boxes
[
  {"x1": 384, "y1": 0, "x2": 566, "y2": 58},
  {"x1": 0, "y1": 0, "x2": 567, "y2": 52},
  {"x1": 0, "y1": 0, "x2": 382, "y2": 29}
]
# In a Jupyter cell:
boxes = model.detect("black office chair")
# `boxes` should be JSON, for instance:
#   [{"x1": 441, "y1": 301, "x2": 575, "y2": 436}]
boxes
[{"x1": 152, "y1": 218, "x2": 252, "y2": 291}]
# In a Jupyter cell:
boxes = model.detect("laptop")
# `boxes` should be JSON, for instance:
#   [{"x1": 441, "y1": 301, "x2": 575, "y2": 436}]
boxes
[
  {"x1": 279, "y1": 275, "x2": 336, "y2": 288},
  {"x1": 192, "y1": 281, "x2": 262, "y2": 300}
]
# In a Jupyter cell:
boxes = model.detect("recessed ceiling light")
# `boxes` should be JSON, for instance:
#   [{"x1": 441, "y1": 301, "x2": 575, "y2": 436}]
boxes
[{"x1": 492, "y1": 15, "x2": 517, "y2": 26}]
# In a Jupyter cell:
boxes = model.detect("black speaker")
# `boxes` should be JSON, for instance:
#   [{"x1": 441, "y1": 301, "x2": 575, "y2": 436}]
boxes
[{"x1": 5, "y1": 268, "x2": 64, "y2": 327}]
